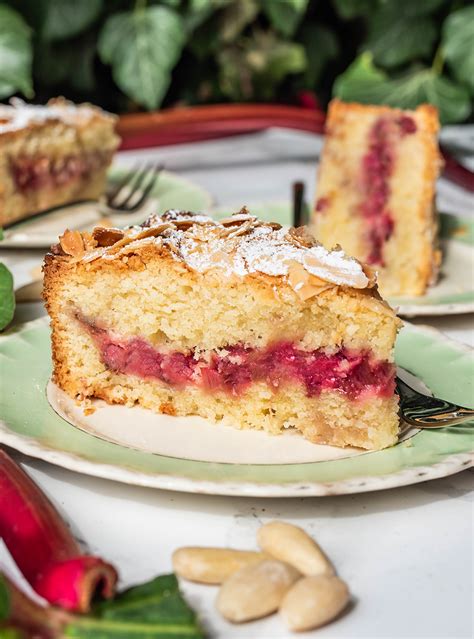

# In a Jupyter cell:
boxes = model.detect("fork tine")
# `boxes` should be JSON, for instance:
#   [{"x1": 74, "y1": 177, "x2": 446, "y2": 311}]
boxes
[
  {"x1": 113, "y1": 162, "x2": 155, "y2": 209},
  {"x1": 125, "y1": 164, "x2": 163, "y2": 211},
  {"x1": 107, "y1": 163, "x2": 142, "y2": 202}
]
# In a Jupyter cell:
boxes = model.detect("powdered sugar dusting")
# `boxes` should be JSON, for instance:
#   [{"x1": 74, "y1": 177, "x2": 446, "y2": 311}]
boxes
[
  {"x1": 75, "y1": 209, "x2": 371, "y2": 291},
  {"x1": 157, "y1": 212, "x2": 370, "y2": 288},
  {"x1": 0, "y1": 98, "x2": 110, "y2": 134}
]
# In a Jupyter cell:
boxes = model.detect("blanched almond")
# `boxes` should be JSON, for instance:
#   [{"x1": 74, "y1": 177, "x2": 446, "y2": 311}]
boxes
[
  {"x1": 172, "y1": 547, "x2": 267, "y2": 584},
  {"x1": 280, "y1": 575, "x2": 350, "y2": 631},
  {"x1": 216, "y1": 559, "x2": 300, "y2": 623},
  {"x1": 59, "y1": 229, "x2": 85, "y2": 257},
  {"x1": 257, "y1": 521, "x2": 334, "y2": 576}
]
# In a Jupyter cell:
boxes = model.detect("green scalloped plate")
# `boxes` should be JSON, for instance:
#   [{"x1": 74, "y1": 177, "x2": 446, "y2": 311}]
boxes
[
  {"x1": 0, "y1": 319, "x2": 472, "y2": 496},
  {"x1": 214, "y1": 204, "x2": 474, "y2": 317}
]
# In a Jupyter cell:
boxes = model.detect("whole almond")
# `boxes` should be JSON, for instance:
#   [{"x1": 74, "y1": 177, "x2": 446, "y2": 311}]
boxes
[
  {"x1": 280, "y1": 575, "x2": 350, "y2": 631},
  {"x1": 216, "y1": 559, "x2": 300, "y2": 623},
  {"x1": 257, "y1": 521, "x2": 334, "y2": 576},
  {"x1": 172, "y1": 547, "x2": 267, "y2": 584}
]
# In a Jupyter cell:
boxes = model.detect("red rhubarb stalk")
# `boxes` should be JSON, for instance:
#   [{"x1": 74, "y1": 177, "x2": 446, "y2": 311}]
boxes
[{"x1": 0, "y1": 450, "x2": 118, "y2": 612}]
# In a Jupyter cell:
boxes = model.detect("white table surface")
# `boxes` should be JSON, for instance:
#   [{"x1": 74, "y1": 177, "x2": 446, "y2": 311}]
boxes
[{"x1": 1, "y1": 129, "x2": 473, "y2": 638}]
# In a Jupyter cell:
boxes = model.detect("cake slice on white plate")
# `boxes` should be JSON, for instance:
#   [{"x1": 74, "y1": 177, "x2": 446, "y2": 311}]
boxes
[{"x1": 44, "y1": 209, "x2": 401, "y2": 451}]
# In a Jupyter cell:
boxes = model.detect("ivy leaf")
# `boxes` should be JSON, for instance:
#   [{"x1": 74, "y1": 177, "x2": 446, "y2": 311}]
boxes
[
  {"x1": 41, "y1": 0, "x2": 103, "y2": 41},
  {"x1": 98, "y1": 6, "x2": 185, "y2": 110},
  {"x1": 366, "y1": 3, "x2": 437, "y2": 68},
  {"x1": 299, "y1": 24, "x2": 339, "y2": 87},
  {"x1": 0, "y1": 264, "x2": 15, "y2": 332},
  {"x1": 442, "y1": 6, "x2": 474, "y2": 94},
  {"x1": 0, "y1": 5, "x2": 33, "y2": 99},
  {"x1": 334, "y1": 53, "x2": 471, "y2": 124},
  {"x1": 261, "y1": 0, "x2": 309, "y2": 38}
]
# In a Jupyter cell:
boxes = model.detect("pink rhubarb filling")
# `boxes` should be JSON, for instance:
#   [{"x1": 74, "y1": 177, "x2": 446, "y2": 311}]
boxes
[
  {"x1": 11, "y1": 151, "x2": 110, "y2": 192},
  {"x1": 360, "y1": 116, "x2": 416, "y2": 266},
  {"x1": 86, "y1": 323, "x2": 395, "y2": 400}
]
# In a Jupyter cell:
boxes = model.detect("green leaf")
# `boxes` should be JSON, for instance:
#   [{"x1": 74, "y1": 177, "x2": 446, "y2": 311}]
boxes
[
  {"x1": 98, "y1": 6, "x2": 185, "y2": 110},
  {"x1": 0, "y1": 5, "x2": 33, "y2": 99},
  {"x1": 34, "y1": 36, "x2": 97, "y2": 93},
  {"x1": 40, "y1": 0, "x2": 103, "y2": 41},
  {"x1": 0, "y1": 574, "x2": 11, "y2": 620},
  {"x1": 334, "y1": 53, "x2": 471, "y2": 124},
  {"x1": 332, "y1": 0, "x2": 375, "y2": 19},
  {"x1": 0, "y1": 264, "x2": 15, "y2": 332},
  {"x1": 261, "y1": 0, "x2": 309, "y2": 37},
  {"x1": 442, "y1": 6, "x2": 474, "y2": 93},
  {"x1": 65, "y1": 574, "x2": 204, "y2": 638},
  {"x1": 366, "y1": 3, "x2": 437, "y2": 68},
  {"x1": 299, "y1": 24, "x2": 339, "y2": 87}
]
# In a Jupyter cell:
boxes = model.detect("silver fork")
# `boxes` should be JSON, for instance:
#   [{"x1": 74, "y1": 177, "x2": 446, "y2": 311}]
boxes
[
  {"x1": 397, "y1": 375, "x2": 474, "y2": 428},
  {"x1": 106, "y1": 163, "x2": 163, "y2": 213}
]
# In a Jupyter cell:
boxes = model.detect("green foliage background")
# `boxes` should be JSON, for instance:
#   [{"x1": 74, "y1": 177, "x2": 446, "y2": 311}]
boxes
[{"x1": 0, "y1": 0, "x2": 472, "y2": 123}]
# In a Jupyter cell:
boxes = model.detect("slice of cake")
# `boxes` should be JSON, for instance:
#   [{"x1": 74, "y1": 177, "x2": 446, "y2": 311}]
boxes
[
  {"x1": 43, "y1": 209, "x2": 401, "y2": 450},
  {"x1": 0, "y1": 98, "x2": 119, "y2": 227},
  {"x1": 312, "y1": 100, "x2": 442, "y2": 297}
]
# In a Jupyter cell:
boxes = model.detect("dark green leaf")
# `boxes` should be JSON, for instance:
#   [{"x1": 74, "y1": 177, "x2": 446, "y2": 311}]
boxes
[
  {"x1": 0, "y1": 5, "x2": 33, "y2": 99},
  {"x1": 98, "y1": 6, "x2": 185, "y2": 110},
  {"x1": 41, "y1": 0, "x2": 103, "y2": 41},
  {"x1": 34, "y1": 35, "x2": 97, "y2": 93},
  {"x1": 0, "y1": 264, "x2": 15, "y2": 332},
  {"x1": 0, "y1": 574, "x2": 11, "y2": 620},
  {"x1": 334, "y1": 53, "x2": 471, "y2": 124},
  {"x1": 261, "y1": 0, "x2": 308, "y2": 38},
  {"x1": 65, "y1": 574, "x2": 204, "y2": 638},
  {"x1": 442, "y1": 6, "x2": 474, "y2": 93},
  {"x1": 366, "y1": 4, "x2": 437, "y2": 68},
  {"x1": 299, "y1": 24, "x2": 339, "y2": 87},
  {"x1": 332, "y1": 0, "x2": 375, "y2": 19}
]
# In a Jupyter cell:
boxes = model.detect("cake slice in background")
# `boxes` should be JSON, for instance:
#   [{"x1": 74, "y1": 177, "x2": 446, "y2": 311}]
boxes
[
  {"x1": 43, "y1": 210, "x2": 401, "y2": 451},
  {"x1": 312, "y1": 99, "x2": 442, "y2": 297},
  {"x1": 0, "y1": 98, "x2": 120, "y2": 227}
]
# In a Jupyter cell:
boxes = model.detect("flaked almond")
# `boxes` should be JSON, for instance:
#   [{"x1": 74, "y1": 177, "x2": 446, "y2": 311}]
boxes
[
  {"x1": 59, "y1": 229, "x2": 85, "y2": 257},
  {"x1": 219, "y1": 213, "x2": 256, "y2": 227},
  {"x1": 286, "y1": 226, "x2": 318, "y2": 249},
  {"x1": 92, "y1": 227, "x2": 125, "y2": 247}
]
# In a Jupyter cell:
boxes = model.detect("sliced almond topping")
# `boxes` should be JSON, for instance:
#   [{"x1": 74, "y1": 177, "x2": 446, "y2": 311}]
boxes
[
  {"x1": 59, "y1": 229, "x2": 85, "y2": 257},
  {"x1": 92, "y1": 227, "x2": 125, "y2": 247},
  {"x1": 286, "y1": 226, "x2": 318, "y2": 249}
]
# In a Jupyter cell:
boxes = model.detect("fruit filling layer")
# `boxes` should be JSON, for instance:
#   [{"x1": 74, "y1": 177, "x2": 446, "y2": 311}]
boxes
[
  {"x1": 84, "y1": 321, "x2": 395, "y2": 400},
  {"x1": 11, "y1": 151, "x2": 111, "y2": 192},
  {"x1": 360, "y1": 116, "x2": 416, "y2": 266}
]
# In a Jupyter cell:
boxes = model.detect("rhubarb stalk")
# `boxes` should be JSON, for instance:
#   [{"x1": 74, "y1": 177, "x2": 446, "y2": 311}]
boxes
[{"x1": 0, "y1": 449, "x2": 118, "y2": 612}]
